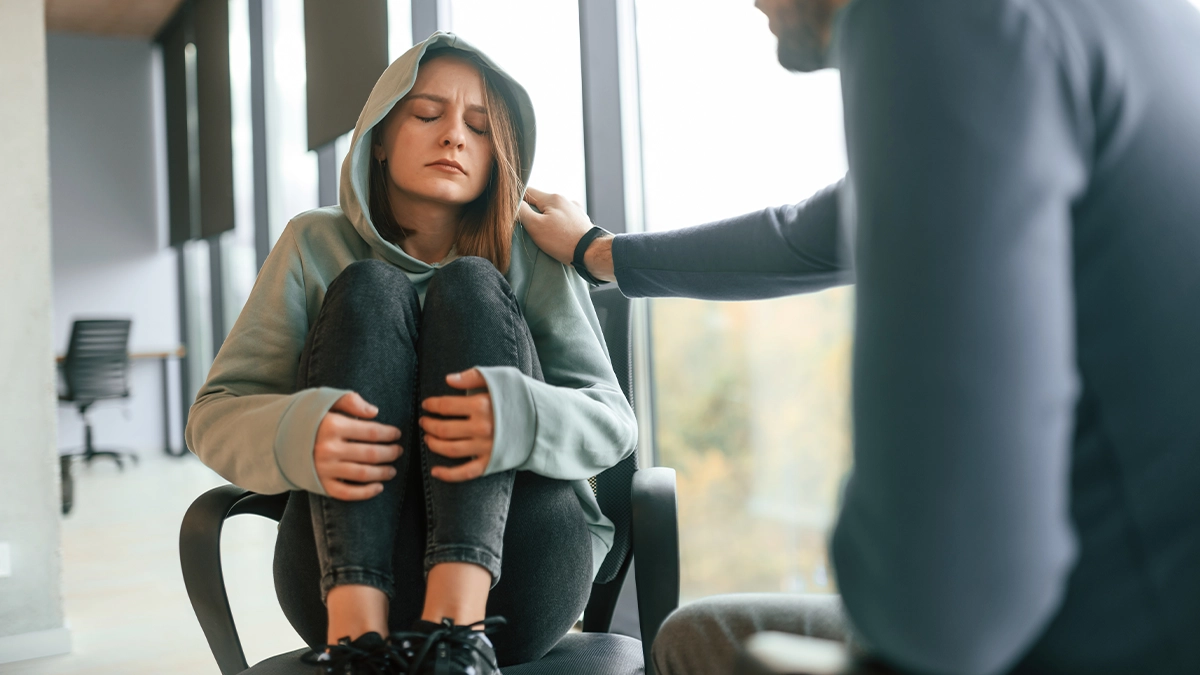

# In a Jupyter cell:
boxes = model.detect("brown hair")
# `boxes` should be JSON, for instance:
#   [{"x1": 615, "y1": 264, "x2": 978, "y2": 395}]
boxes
[{"x1": 368, "y1": 49, "x2": 523, "y2": 273}]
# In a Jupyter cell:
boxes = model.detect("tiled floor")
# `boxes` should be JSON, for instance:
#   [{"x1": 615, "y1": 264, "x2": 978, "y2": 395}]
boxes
[{"x1": 8, "y1": 452, "x2": 307, "y2": 674}]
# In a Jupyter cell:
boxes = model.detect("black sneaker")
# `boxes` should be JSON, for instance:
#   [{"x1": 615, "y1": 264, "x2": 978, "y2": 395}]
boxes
[
  {"x1": 301, "y1": 631, "x2": 406, "y2": 674},
  {"x1": 391, "y1": 616, "x2": 507, "y2": 675}
]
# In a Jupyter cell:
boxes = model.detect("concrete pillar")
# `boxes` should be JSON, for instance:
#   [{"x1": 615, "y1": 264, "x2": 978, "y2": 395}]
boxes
[{"x1": 0, "y1": 0, "x2": 71, "y2": 664}]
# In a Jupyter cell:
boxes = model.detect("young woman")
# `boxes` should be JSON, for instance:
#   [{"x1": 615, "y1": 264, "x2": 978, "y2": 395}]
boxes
[{"x1": 185, "y1": 33, "x2": 637, "y2": 675}]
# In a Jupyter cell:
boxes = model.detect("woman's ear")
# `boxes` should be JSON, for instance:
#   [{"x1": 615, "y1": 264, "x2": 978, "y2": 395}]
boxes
[{"x1": 372, "y1": 139, "x2": 386, "y2": 163}]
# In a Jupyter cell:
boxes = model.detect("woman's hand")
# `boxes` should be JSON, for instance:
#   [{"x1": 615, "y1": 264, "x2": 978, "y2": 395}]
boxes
[
  {"x1": 421, "y1": 368, "x2": 495, "y2": 482},
  {"x1": 314, "y1": 392, "x2": 402, "y2": 500}
]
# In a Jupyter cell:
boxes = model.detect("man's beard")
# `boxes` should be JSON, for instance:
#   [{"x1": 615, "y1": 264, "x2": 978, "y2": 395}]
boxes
[{"x1": 774, "y1": 0, "x2": 835, "y2": 72}]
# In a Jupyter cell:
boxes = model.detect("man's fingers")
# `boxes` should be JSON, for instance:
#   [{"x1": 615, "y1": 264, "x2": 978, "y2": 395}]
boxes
[
  {"x1": 431, "y1": 457, "x2": 488, "y2": 483},
  {"x1": 325, "y1": 480, "x2": 384, "y2": 501},
  {"x1": 331, "y1": 391, "x2": 378, "y2": 419},
  {"x1": 329, "y1": 460, "x2": 397, "y2": 483},
  {"x1": 518, "y1": 201, "x2": 544, "y2": 222},
  {"x1": 445, "y1": 368, "x2": 487, "y2": 391},
  {"x1": 336, "y1": 416, "x2": 402, "y2": 444},
  {"x1": 425, "y1": 435, "x2": 489, "y2": 458},
  {"x1": 523, "y1": 186, "x2": 548, "y2": 205}
]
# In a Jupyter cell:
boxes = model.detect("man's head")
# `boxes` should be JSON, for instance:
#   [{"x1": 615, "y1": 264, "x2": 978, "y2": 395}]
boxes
[{"x1": 755, "y1": 0, "x2": 850, "y2": 72}]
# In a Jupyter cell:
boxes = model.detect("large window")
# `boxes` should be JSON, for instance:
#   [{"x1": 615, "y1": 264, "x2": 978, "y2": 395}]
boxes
[
  {"x1": 635, "y1": 0, "x2": 852, "y2": 602},
  {"x1": 264, "y1": 0, "x2": 319, "y2": 246},
  {"x1": 223, "y1": 0, "x2": 259, "y2": 333},
  {"x1": 447, "y1": 0, "x2": 587, "y2": 206}
]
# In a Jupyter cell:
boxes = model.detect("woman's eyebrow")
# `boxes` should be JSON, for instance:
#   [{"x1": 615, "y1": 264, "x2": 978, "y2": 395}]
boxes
[{"x1": 407, "y1": 92, "x2": 487, "y2": 115}]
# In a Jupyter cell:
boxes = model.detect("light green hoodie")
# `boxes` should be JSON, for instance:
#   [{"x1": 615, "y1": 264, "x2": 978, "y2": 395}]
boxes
[{"x1": 185, "y1": 32, "x2": 638, "y2": 580}]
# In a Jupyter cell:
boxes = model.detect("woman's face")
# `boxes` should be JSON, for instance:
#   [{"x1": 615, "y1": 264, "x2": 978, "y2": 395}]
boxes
[{"x1": 373, "y1": 56, "x2": 495, "y2": 208}]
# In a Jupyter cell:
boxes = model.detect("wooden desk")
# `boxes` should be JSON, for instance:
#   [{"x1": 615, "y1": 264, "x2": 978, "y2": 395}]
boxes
[{"x1": 57, "y1": 346, "x2": 188, "y2": 457}]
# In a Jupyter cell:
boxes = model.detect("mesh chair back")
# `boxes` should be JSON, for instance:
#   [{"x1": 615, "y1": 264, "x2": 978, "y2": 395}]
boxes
[
  {"x1": 588, "y1": 286, "x2": 638, "y2": 585},
  {"x1": 62, "y1": 319, "x2": 132, "y2": 404}
]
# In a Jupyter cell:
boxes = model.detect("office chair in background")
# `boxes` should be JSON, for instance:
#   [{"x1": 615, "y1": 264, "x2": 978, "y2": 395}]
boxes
[{"x1": 58, "y1": 319, "x2": 139, "y2": 513}]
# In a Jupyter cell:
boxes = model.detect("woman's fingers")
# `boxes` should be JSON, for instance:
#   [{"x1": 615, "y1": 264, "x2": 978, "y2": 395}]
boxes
[
  {"x1": 329, "y1": 460, "x2": 397, "y2": 484},
  {"x1": 422, "y1": 393, "x2": 490, "y2": 417},
  {"x1": 336, "y1": 441, "x2": 403, "y2": 465},
  {"x1": 431, "y1": 457, "x2": 488, "y2": 483},
  {"x1": 334, "y1": 415, "x2": 402, "y2": 444},
  {"x1": 325, "y1": 479, "x2": 384, "y2": 501},
  {"x1": 445, "y1": 368, "x2": 487, "y2": 391},
  {"x1": 424, "y1": 435, "x2": 489, "y2": 458},
  {"x1": 419, "y1": 414, "x2": 489, "y2": 441},
  {"x1": 330, "y1": 391, "x2": 379, "y2": 419}
]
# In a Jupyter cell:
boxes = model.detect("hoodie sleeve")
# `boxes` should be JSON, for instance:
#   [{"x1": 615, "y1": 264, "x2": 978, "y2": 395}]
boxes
[
  {"x1": 611, "y1": 179, "x2": 852, "y2": 300},
  {"x1": 476, "y1": 248, "x2": 638, "y2": 480},
  {"x1": 185, "y1": 223, "x2": 349, "y2": 495}
]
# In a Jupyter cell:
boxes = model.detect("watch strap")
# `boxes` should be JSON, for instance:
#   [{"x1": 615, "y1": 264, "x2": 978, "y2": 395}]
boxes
[{"x1": 572, "y1": 226, "x2": 611, "y2": 286}]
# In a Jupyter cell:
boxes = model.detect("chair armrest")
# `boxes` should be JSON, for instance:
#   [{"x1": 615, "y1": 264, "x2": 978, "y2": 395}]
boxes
[
  {"x1": 631, "y1": 467, "x2": 679, "y2": 675},
  {"x1": 179, "y1": 485, "x2": 290, "y2": 675}
]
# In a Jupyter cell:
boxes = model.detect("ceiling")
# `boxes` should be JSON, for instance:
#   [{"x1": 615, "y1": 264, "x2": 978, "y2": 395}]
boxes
[{"x1": 45, "y1": 0, "x2": 186, "y2": 39}]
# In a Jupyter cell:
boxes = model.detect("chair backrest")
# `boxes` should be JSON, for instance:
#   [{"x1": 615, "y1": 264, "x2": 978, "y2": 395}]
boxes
[
  {"x1": 62, "y1": 319, "x2": 132, "y2": 404},
  {"x1": 584, "y1": 286, "x2": 640, "y2": 629}
]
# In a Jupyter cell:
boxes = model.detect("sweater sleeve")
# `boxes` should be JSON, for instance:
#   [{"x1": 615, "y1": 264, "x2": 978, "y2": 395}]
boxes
[
  {"x1": 184, "y1": 223, "x2": 348, "y2": 495},
  {"x1": 477, "y1": 243, "x2": 638, "y2": 480},
  {"x1": 611, "y1": 179, "x2": 851, "y2": 300},
  {"x1": 830, "y1": 2, "x2": 1085, "y2": 674}
]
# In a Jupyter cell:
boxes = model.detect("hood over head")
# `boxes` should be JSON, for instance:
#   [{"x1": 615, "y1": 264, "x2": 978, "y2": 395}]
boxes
[{"x1": 338, "y1": 32, "x2": 536, "y2": 273}]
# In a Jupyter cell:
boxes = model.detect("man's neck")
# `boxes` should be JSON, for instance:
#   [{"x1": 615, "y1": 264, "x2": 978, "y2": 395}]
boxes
[{"x1": 388, "y1": 189, "x2": 462, "y2": 264}]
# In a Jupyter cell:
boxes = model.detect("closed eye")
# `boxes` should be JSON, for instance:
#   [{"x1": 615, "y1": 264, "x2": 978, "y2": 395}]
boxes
[{"x1": 417, "y1": 114, "x2": 488, "y2": 136}]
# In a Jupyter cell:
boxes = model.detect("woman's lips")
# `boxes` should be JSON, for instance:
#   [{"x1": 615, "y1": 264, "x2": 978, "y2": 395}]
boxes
[{"x1": 427, "y1": 160, "x2": 465, "y2": 174}]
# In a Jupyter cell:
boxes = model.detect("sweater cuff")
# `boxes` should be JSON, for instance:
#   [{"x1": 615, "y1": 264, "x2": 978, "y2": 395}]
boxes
[
  {"x1": 476, "y1": 366, "x2": 537, "y2": 475},
  {"x1": 274, "y1": 387, "x2": 351, "y2": 494}
]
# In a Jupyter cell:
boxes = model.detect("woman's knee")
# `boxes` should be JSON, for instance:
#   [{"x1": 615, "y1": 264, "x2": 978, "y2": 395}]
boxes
[
  {"x1": 425, "y1": 256, "x2": 512, "y2": 312},
  {"x1": 322, "y1": 260, "x2": 419, "y2": 330}
]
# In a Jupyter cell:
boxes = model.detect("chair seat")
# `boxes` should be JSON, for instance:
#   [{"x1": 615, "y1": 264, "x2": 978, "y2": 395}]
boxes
[{"x1": 241, "y1": 632, "x2": 644, "y2": 675}]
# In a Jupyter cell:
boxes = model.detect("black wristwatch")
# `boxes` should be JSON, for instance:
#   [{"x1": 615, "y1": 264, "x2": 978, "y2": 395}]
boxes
[{"x1": 572, "y1": 226, "x2": 612, "y2": 286}]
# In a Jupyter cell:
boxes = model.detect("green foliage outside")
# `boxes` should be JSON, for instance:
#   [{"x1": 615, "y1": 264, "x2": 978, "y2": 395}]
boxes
[{"x1": 650, "y1": 289, "x2": 854, "y2": 602}]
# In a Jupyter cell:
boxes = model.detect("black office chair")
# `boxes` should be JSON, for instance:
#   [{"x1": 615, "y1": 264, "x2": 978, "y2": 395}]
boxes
[
  {"x1": 59, "y1": 319, "x2": 139, "y2": 466},
  {"x1": 180, "y1": 285, "x2": 680, "y2": 674}
]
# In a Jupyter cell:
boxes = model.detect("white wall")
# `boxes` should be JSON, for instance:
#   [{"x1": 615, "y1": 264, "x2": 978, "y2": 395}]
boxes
[
  {"x1": 0, "y1": 0, "x2": 70, "y2": 660},
  {"x1": 46, "y1": 32, "x2": 183, "y2": 457}
]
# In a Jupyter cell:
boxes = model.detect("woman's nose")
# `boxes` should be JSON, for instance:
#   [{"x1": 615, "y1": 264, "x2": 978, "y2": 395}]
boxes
[{"x1": 440, "y1": 121, "x2": 466, "y2": 148}]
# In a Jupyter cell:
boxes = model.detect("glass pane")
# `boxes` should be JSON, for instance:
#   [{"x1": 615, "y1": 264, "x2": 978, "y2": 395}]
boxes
[
  {"x1": 224, "y1": 0, "x2": 258, "y2": 332},
  {"x1": 182, "y1": 239, "x2": 214, "y2": 404},
  {"x1": 635, "y1": 0, "x2": 851, "y2": 602},
  {"x1": 447, "y1": 0, "x2": 587, "y2": 207},
  {"x1": 388, "y1": 0, "x2": 413, "y2": 62},
  {"x1": 264, "y1": 0, "x2": 319, "y2": 247}
]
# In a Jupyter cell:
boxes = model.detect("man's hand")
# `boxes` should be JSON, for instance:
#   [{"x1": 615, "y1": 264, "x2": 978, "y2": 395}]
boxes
[
  {"x1": 314, "y1": 392, "x2": 402, "y2": 501},
  {"x1": 421, "y1": 368, "x2": 495, "y2": 482},
  {"x1": 519, "y1": 187, "x2": 617, "y2": 283}
]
